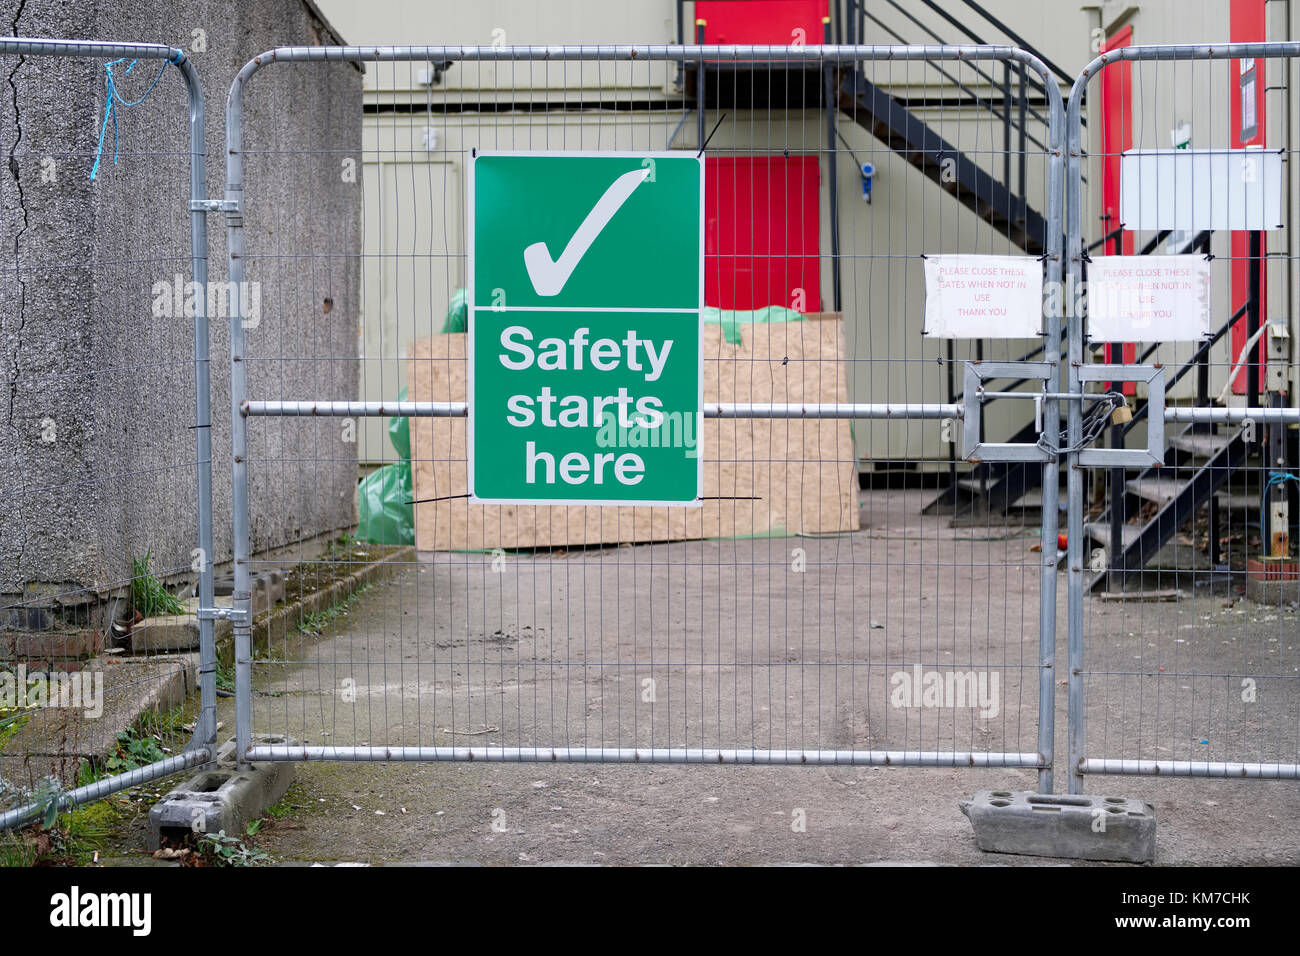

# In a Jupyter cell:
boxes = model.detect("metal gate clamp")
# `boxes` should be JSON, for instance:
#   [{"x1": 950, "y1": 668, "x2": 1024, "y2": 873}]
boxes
[
  {"x1": 1075, "y1": 365, "x2": 1165, "y2": 467},
  {"x1": 190, "y1": 198, "x2": 239, "y2": 213},
  {"x1": 197, "y1": 606, "x2": 251, "y2": 625},
  {"x1": 962, "y1": 361, "x2": 1058, "y2": 463}
]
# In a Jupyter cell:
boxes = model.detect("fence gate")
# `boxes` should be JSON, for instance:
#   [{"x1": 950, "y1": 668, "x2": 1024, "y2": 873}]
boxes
[
  {"x1": 1065, "y1": 41, "x2": 1300, "y2": 791},
  {"x1": 0, "y1": 38, "x2": 218, "y2": 830},
  {"x1": 223, "y1": 42, "x2": 1066, "y2": 791}
]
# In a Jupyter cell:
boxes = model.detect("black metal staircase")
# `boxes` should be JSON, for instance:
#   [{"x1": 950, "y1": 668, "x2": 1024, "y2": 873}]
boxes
[
  {"x1": 1087, "y1": 426, "x2": 1252, "y2": 590},
  {"x1": 834, "y1": 69, "x2": 1046, "y2": 253}
]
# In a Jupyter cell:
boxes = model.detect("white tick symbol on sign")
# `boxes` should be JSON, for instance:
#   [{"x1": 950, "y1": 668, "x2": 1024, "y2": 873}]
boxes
[{"x1": 523, "y1": 167, "x2": 649, "y2": 296}]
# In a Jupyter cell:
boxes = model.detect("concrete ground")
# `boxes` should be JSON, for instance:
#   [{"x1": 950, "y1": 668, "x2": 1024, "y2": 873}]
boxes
[{"x1": 210, "y1": 489, "x2": 1299, "y2": 865}]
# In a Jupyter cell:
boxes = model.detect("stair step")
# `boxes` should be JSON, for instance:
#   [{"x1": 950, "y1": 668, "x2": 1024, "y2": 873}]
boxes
[
  {"x1": 1124, "y1": 476, "x2": 1189, "y2": 504},
  {"x1": 1168, "y1": 431, "x2": 1231, "y2": 458},
  {"x1": 1215, "y1": 490, "x2": 1259, "y2": 512},
  {"x1": 955, "y1": 476, "x2": 1039, "y2": 504},
  {"x1": 1085, "y1": 520, "x2": 1141, "y2": 548},
  {"x1": 1124, "y1": 476, "x2": 1258, "y2": 509}
]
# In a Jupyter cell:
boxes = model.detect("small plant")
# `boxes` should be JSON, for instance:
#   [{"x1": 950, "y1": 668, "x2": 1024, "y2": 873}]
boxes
[
  {"x1": 215, "y1": 661, "x2": 235, "y2": 692},
  {"x1": 131, "y1": 550, "x2": 187, "y2": 618},
  {"x1": 197, "y1": 825, "x2": 270, "y2": 867},
  {"x1": 0, "y1": 711, "x2": 32, "y2": 750},
  {"x1": 104, "y1": 728, "x2": 166, "y2": 773},
  {"x1": 298, "y1": 583, "x2": 370, "y2": 634}
]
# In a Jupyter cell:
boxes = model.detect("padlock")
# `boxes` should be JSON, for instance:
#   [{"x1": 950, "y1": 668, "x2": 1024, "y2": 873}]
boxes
[{"x1": 1110, "y1": 400, "x2": 1133, "y2": 425}]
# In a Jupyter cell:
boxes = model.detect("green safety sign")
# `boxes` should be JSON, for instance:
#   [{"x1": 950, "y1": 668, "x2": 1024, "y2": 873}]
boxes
[{"x1": 468, "y1": 151, "x2": 703, "y2": 506}]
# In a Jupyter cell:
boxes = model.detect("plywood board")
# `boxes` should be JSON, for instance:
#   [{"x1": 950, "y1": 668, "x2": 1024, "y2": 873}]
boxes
[{"x1": 408, "y1": 316, "x2": 858, "y2": 550}]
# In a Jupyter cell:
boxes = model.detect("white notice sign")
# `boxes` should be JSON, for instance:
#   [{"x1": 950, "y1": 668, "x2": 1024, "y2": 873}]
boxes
[
  {"x1": 923, "y1": 254, "x2": 1043, "y2": 338},
  {"x1": 1087, "y1": 255, "x2": 1211, "y2": 343}
]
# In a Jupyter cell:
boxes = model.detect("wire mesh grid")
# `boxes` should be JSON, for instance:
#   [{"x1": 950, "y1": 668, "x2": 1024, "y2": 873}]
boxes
[
  {"x1": 1072, "y1": 50, "x2": 1300, "y2": 779},
  {"x1": 0, "y1": 46, "x2": 208, "y2": 808},
  {"x1": 231, "y1": 46, "x2": 1060, "y2": 769}
]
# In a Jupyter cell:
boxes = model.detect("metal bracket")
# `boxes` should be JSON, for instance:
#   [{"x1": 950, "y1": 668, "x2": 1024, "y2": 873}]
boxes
[
  {"x1": 190, "y1": 199, "x2": 239, "y2": 213},
  {"x1": 962, "y1": 361, "x2": 1057, "y2": 463},
  {"x1": 1076, "y1": 364, "x2": 1165, "y2": 468},
  {"x1": 197, "y1": 606, "x2": 251, "y2": 625}
]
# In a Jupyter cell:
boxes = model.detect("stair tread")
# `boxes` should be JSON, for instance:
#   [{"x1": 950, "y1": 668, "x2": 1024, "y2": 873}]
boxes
[
  {"x1": 1168, "y1": 431, "x2": 1232, "y2": 457},
  {"x1": 1085, "y1": 520, "x2": 1142, "y2": 547},
  {"x1": 1125, "y1": 476, "x2": 1257, "y2": 509},
  {"x1": 1215, "y1": 491, "x2": 1259, "y2": 511},
  {"x1": 954, "y1": 477, "x2": 1036, "y2": 506},
  {"x1": 1125, "y1": 476, "x2": 1189, "y2": 502}
]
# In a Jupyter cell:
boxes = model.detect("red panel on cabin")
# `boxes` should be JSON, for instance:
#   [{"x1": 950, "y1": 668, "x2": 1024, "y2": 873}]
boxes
[
  {"x1": 705, "y1": 155, "x2": 821, "y2": 313},
  {"x1": 1229, "y1": 0, "x2": 1267, "y2": 394},
  {"x1": 696, "y1": 1, "x2": 829, "y2": 45},
  {"x1": 1099, "y1": 25, "x2": 1136, "y2": 394}
]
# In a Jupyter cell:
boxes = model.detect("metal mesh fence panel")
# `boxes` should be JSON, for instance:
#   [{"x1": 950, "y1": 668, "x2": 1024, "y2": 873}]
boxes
[
  {"x1": 0, "y1": 39, "x2": 217, "y2": 830},
  {"x1": 227, "y1": 43, "x2": 1063, "y2": 785},
  {"x1": 1066, "y1": 42, "x2": 1300, "y2": 787}
]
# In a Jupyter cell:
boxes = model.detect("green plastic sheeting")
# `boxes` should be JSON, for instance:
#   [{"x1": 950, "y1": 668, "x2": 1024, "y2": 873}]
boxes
[
  {"x1": 440, "y1": 288, "x2": 801, "y2": 346},
  {"x1": 442, "y1": 287, "x2": 469, "y2": 333},
  {"x1": 704, "y1": 305, "x2": 803, "y2": 345},
  {"x1": 356, "y1": 386, "x2": 414, "y2": 545}
]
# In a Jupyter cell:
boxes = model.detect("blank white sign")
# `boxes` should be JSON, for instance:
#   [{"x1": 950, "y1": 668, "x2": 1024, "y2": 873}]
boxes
[
  {"x1": 1120, "y1": 148, "x2": 1282, "y2": 232},
  {"x1": 1087, "y1": 255, "x2": 1212, "y2": 343}
]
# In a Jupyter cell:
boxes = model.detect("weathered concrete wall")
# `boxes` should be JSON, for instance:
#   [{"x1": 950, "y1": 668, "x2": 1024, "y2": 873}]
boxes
[{"x1": 0, "y1": 0, "x2": 360, "y2": 602}]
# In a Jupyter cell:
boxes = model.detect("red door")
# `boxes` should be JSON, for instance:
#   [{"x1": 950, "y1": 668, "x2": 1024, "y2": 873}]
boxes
[
  {"x1": 1099, "y1": 25, "x2": 1135, "y2": 394},
  {"x1": 696, "y1": 1, "x2": 829, "y2": 44},
  {"x1": 705, "y1": 155, "x2": 821, "y2": 313},
  {"x1": 1230, "y1": 0, "x2": 1267, "y2": 394}
]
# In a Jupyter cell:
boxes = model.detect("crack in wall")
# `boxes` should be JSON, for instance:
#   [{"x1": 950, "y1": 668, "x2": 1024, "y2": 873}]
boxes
[{"x1": 5, "y1": 0, "x2": 31, "y2": 587}]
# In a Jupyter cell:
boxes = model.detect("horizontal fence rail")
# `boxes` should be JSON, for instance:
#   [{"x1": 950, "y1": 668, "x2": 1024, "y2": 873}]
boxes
[
  {"x1": 242, "y1": 401, "x2": 966, "y2": 419},
  {"x1": 245, "y1": 745, "x2": 1045, "y2": 767}
]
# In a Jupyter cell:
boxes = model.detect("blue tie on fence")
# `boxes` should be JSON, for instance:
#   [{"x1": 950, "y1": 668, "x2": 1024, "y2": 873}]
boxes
[
  {"x1": 90, "y1": 53, "x2": 180, "y2": 181},
  {"x1": 1259, "y1": 471, "x2": 1300, "y2": 542}
]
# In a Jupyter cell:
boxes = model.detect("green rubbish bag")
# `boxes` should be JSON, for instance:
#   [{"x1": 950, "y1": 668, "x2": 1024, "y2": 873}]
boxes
[
  {"x1": 703, "y1": 304, "x2": 804, "y2": 345},
  {"x1": 442, "y1": 287, "x2": 469, "y2": 333},
  {"x1": 356, "y1": 387, "x2": 414, "y2": 545}
]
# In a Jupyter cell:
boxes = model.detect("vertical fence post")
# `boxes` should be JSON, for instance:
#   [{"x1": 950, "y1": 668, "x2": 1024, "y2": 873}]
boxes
[
  {"x1": 1017, "y1": 60, "x2": 1027, "y2": 222},
  {"x1": 1036, "y1": 51, "x2": 1065, "y2": 794},
  {"x1": 1002, "y1": 62, "x2": 1012, "y2": 207},
  {"x1": 1247, "y1": 230, "x2": 1262, "y2": 413},
  {"x1": 825, "y1": 17, "x2": 841, "y2": 314},
  {"x1": 947, "y1": 342, "x2": 958, "y2": 506},
  {"x1": 696, "y1": 20, "x2": 706, "y2": 150},
  {"x1": 175, "y1": 51, "x2": 220, "y2": 761},
  {"x1": 226, "y1": 63, "x2": 253, "y2": 770},
  {"x1": 1065, "y1": 65, "x2": 1088, "y2": 794}
]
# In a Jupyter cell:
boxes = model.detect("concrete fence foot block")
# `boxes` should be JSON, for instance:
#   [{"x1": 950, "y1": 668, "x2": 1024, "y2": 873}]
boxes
[
  {"x1": 147, "y1": 735, "x2": 295, "y2": 851},
  {"x1": 960, "y1": 790, "x2": 1156, "y2": 863}
]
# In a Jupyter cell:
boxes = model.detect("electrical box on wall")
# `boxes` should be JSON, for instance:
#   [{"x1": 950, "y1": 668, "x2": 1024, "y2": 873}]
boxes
[{"x1": 1266, "y1": 322, "x2": 1291, "y2": 392}]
